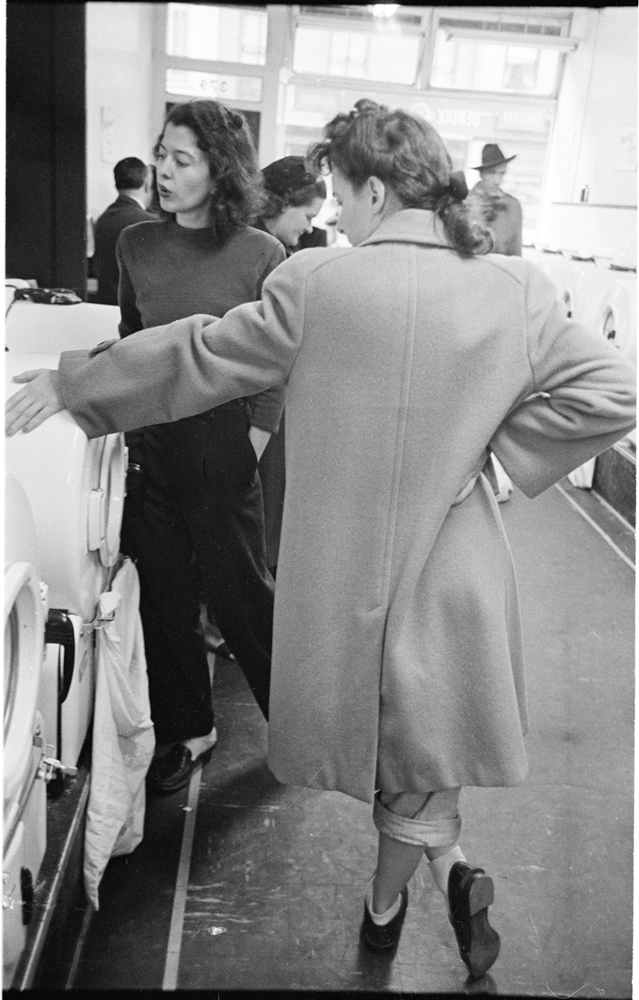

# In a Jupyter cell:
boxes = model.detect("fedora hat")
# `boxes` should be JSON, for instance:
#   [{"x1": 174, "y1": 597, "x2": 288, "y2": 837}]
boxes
[{"x1": 474, "y1": 144, "x2": 516, "y2": 170}]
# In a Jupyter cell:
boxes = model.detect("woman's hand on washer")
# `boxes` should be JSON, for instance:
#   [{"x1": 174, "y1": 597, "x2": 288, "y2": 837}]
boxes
[{"x1": 5, "y1": 369, "x2": 64, "y2": 435}]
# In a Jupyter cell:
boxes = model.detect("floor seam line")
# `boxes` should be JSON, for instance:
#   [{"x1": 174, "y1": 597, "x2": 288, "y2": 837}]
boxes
[{"x1": 162, "y1": 769, "x2": 203, "y2": 990}]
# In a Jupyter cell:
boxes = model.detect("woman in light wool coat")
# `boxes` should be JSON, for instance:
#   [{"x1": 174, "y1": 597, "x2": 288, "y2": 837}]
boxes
[{"x1": 7, "y1": 100, "x2": 636, "y2": 979}]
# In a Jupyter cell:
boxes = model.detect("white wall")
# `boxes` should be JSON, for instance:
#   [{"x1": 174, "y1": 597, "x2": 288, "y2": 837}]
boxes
[
  {"x1": 576, "y1": 6, "x2": 637, "y2": 206},
  {"x1": 537, "y1": 6, "x2": 637, "y2": 262},
  {"x1": 86, "y1": 3, "x2": 156, "y2": 224}
]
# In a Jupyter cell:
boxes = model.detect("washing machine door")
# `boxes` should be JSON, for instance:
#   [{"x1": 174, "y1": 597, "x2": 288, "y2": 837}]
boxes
[
  {"x1": 5, "y1": 298, "x2": 120, "y2": 352},
  {"x1": 596, "y1": 279, "x2": 637, "y2": 365},
  {"x1": 4, "y1": 562, "x2": 44, "y2": 810},
  {"x1": 5, "y1": 354, "x2": 127, "y2": 620}
]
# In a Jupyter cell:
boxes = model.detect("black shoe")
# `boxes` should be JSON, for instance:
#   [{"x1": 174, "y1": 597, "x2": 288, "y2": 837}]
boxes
[
  {"x1": 147, "y1": 741, "x2": 216, "y2": 795},
  {"x1": 211, "y1": 640, "x2": 236, "y2": 661},
  {"x1": 361, "y1": 887, "x2": 408, "y2": 952},
  {"x1": 448, "y1": 861, "x2": 500, "y2": 979}
]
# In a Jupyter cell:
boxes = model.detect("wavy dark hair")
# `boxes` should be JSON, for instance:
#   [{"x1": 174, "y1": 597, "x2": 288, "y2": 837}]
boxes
[
  {"x1": 150, "y1": 100, "x2": 262, "y2": 244},
  {"x1": 259, "y1": 176, "x2": 327, "y2": 222},
  {"x1": 309, "y1": 99, "x2": 492, "y2": 256}
]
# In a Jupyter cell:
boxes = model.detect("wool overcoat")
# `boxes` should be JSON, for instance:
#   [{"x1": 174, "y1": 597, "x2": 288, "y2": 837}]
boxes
[{"x1": 59, "y1": 210, "x2": 636, "y2": 804}]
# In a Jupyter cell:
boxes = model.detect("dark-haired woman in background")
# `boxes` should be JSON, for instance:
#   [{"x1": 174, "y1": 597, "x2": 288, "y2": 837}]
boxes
[
  {"x1": 252, "y1": 156, "x2": 326, "y2": 573},
  {"x1": 116, "y1": 100, "x2": 286, "y2": 793},
  {"x1": 8, "y1": 100, "x2": 635, "y2": 978}
]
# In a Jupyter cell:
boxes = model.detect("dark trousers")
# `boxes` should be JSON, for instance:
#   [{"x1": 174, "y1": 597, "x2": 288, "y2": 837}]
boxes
[{"x1": 121, "y1": 401, "x2": 273, "y2": 744}]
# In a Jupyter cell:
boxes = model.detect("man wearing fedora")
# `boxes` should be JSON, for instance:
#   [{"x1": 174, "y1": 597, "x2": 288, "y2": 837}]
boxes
[{"x1": 467, "y1": 144, "x2": 522, "y2": 257}]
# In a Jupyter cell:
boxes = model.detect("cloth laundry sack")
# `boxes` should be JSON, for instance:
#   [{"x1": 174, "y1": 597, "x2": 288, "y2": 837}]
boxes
[
  {"x1": 84, "y1": 556, "x2": 155, "y2": 910},
  {"x1": 567, "y1": 457, "x2": 596, "y2": 489}
]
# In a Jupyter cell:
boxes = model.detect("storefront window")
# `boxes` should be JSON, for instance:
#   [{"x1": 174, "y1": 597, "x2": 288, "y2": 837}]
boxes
[
  {"x1": 293, "y1": 25, "x2": 420, "y2": 85},
  {"x1": 166, "y1": 4, "x2": 267, "y2": 65},
  {"x1": 430, "y1": 30, "x2": 560, "y2": 96}
]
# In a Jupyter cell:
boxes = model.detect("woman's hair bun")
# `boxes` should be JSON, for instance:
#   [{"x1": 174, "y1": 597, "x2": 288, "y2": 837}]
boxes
[{"x1": 446, "y1": 171, "x2": 468, "y2": 202}]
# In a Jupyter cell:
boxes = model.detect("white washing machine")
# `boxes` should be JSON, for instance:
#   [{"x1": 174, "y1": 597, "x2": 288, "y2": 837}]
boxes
[
  {"x1": 5, "y1": 292, "x2": 120, "y2": 353},
  {"x1": 4, "y1": 474, "x2": 49, "y2": 989},
  {"x1": 5, "y1": 353, "x2": 128, "y2": 769},
  {"x1": 560, "y1": 257, "x2": 589, "y2": 322},
  {"x1": 594, "y1": 274, "x2": 637, "y2": 366},
  {"x1": 527, "y1": 249, "x2": 578, "y2": 319}
]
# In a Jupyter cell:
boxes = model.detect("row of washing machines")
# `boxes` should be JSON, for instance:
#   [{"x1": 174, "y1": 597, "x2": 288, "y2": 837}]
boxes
[
  {"x1": 523, "y1": 246, "x2": 637, "y2": 478},
  {"x1": 523, "y1": 246, "x2": 637, "y2": 366},
  {"x1": 3, "y1": 287, "x2": 126, "y2": 987}
]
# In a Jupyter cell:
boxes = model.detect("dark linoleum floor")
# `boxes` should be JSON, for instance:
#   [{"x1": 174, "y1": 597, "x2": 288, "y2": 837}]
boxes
[{"x1": 72, "y1": 483, "x2": 634, "y2": 996}]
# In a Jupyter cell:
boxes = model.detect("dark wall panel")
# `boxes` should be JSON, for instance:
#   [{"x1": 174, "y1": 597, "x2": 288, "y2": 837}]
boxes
[{"x1": 6, "y1": 3, "x2": 87, "y2": 295}]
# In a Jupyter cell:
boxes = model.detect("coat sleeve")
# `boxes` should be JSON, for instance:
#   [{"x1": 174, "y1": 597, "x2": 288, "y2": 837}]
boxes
[
  {"x1": 246, "y1": 241, "x2": 288, "y2": 434},
  {"x1": 490, "y1": 262, "x2": 636, "y2": 497},
  {"x1": 58, "y1": 254, "x2": 308, "y2": 439}
]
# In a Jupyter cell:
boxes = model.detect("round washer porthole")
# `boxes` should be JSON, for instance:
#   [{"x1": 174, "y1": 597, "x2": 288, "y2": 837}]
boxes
[{"x1": 602, "y1": 307, "x2": 617, "y2": 347}]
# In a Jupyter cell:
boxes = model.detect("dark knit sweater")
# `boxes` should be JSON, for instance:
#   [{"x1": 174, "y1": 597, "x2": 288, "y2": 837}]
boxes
[{"x1": 116, "y1": 218, "x2": 287, "y2": 432}]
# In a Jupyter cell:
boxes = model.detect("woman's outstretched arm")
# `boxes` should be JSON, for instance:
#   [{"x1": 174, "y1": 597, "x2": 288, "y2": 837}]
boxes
[{"x1": 6, "y1": 254, "x2": 308, "y2": 439}]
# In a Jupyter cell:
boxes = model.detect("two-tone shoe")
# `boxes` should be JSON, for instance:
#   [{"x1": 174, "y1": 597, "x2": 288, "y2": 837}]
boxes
[
  {"x1": 361, "y1": 887, "x2": 408, "y2": 952},
  {"x1": 448, "y1": 861, "x2": 500, "y2": 979}
]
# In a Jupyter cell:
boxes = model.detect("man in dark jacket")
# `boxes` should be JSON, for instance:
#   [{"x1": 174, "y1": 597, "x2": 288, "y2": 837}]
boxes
[
  {"x1": 467, "y1": 144, "x2": 522, "y2": 257},
  {"x1": 93, "y1": 158, "x2": 155, "y2": 305}
]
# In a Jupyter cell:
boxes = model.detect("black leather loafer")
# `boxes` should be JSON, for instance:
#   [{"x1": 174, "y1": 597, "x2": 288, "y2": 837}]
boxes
[
  {"x1": 361, "y1": 887, "x2": 408, "y2": 952},
  {"x1": 448, "y1": 861, "x2": 500, "y2": 979},
  {"x1": 147, "y1": 742, "x2": 216, "y2": 795}
]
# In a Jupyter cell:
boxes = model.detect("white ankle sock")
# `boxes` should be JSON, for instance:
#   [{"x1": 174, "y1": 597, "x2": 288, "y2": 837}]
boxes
[
  {"x1": 365, "y1": 880, "x2": 402, "y2": 925},
  {"x1": 183, "y1": 725, "x2": 218, "y2": 760},
  {"x1": 428, "y1": 845, "x2": 466, "y2": 904}
]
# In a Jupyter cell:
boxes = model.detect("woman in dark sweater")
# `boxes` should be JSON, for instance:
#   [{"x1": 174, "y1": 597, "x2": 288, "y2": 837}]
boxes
[
  {"x1": 252, "y1": 157, "x2": 326, "y2": 573},
  {"x1": 117, "y1": 100, "x2": 285, "y2": 793}
]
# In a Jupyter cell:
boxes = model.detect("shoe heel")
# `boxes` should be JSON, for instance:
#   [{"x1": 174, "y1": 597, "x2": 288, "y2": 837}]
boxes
[{"x1": 467, "y1": 874, "x2": 494, "y2": 916}]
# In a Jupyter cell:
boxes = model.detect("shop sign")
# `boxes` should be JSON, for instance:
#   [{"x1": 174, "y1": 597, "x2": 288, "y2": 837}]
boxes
[
  {"x1": 614, "y1": 129, "x2": 637, "y2": 171},
  {"x1": 165, "y1": 69, "x2": 262, "y2": 103},
  {"x1": 497, "y1": 109, "x2": 548, "y2": 133},
  {"x1": 410, "y1": 102, "x2": 486, "y2": 132}
]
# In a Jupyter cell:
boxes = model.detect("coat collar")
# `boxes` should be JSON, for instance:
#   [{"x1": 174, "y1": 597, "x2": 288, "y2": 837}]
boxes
[{"x1": 358, "y1": 209, "x2": 452, "y2": 250}]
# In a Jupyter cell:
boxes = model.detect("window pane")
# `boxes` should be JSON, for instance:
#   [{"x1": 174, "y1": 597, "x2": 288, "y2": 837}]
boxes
[
  {"x1": 293, "y1": 26, "x2": 330, "y2": 75},
  {"x1": 368, "y1": 34, "x2": 419, "y2": 85},
  {"x1": 294, "y1": 24, "x2": 419, "y2": 85},
  {"x1": 166, "y1": 4, "x2": 267, "y2": 65},
  {"x1": 430, "y1": 29, "x2": 559, "y2": 95}
]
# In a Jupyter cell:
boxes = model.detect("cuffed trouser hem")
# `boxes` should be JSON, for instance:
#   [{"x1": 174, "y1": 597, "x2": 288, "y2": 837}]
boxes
[{"x1": 373, "y1": 790, "x2": 462, "y2": 848}]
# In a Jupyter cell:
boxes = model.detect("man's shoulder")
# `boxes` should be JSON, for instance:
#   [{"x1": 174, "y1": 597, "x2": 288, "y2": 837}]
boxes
[
  {"x1": 96, "y1": 199, "x2": 154, "y2": 228},
  {"x1": 502, "y1": 191, "x2": 522, "y2": 209}
]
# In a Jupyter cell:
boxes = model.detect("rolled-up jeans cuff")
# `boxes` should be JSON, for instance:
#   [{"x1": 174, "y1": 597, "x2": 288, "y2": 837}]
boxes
[{"x1": 373, "y1": 792, "x2": 462, "y2": 848}]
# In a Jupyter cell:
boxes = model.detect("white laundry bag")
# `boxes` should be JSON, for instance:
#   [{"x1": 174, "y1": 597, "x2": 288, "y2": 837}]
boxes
[
  {"x1": 567, "y1": 458, "x2": 596, "y2": 489},
  {"x1": 84, "y1": 557, "x2": 155, "y2": 910}
]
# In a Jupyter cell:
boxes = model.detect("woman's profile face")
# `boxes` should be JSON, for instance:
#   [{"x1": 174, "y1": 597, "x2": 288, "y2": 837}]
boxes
[
  {"x1": 267, "y1": 197, "x2": 324, "y2": 251},
  {"x1": 332, "y1": 166, "x2": 376, "y2": 246},
  {"x1": 155, "y1": 122, "x2": 214, "y2": 227}
]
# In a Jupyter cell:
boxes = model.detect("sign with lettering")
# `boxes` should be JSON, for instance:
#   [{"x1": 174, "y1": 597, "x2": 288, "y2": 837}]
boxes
[
  {"x1": 497, "y1": 109, "x2": 548, "y2": 133},
  {"x1": 614, "y1": 129, "x2": 637, "y2": 171},
  {"x1": 166, "y1": 69, "x2": 262, "y2": 103}
]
